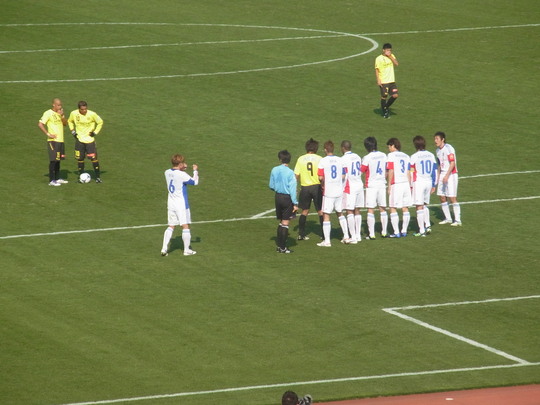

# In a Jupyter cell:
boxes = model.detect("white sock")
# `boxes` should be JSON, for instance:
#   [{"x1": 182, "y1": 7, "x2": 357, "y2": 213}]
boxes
[
  {"x1": 323, "y1": 221, "x2": 331, "y2": 243},
  {"x1": 367, "y1": 213, "x2": 375, "y2": 237},
  {"x1": 416, "y1": 209, "x2": 425, "y2": 233},
  {"x1": 346, "y1": 214, "x2": 355, "y2": 239},
  {"x1": 390, "y1": 212, "x2": 399, "y2": 234},
  {"x1": 355, "y1": 214, "x2": 362, "y2": 240},
  {"x1": 402, "y1": 212, "x2": 410, "y2": 234},
  {"x1": 380, "y1": 211, "x2": 388, "y2": 235},
  {"x1": 424, "y1": 206, "x2": 431, "y2": 228},
  {"x1": 339, "y1": 215, "x2": 349, "y2": 240},
  {"x1": 182, "y1": 228, "x2": 191, "y2": 252},
  {"x1": 453, "y1": 203, "x2": 461, "y2": 222},
  {"x1": 162, "y1": 226, "x2": 174, "y2": 252},
  {"x1": 441, "y1": 202, "x2": 452, "y2": 221}
]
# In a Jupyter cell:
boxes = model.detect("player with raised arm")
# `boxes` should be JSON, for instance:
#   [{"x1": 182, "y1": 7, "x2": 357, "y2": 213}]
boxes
[
  {"x1": 317, "y1": 141, "x2": 349, "y2": 247},
  {"x1": 434, "y1": 131, "x2": 461, "y2": 226},
  {"x1": 375, "y1": 43, "x2": 399, "y2": 119},
  {"x1": 68, "y1": 101, "x2": 104, "y2": 183},
  {"x1": 410, "y1": 135, "x2": 437, "y2": 236},
  {"x1": 161, "y1": 154, "x2": 199, "y2": 257},
  {"x1": 294, "y1": 138, "x2": 323, "y2": 241},
  {"x1": 361, "y1": 137, "x2": 388, "y2": 239},
  {"x1": 386, "y1": 138, "x2": 412, "y2": 238},
  {"x1": 341, "y1": 140, "x2": 364, "y2": 243}
]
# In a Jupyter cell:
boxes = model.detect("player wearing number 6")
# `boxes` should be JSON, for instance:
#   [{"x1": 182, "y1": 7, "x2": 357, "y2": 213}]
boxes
[
  {"x1": 361, "y1": 137, "x2": 388, "y2": 239},
  {"x1": 161, "y1": 154, "x2": 199, "y2": 257},
  {"x1": 293, "y1": 138, "x2": 323, "y2": 241},
  {"x1": 386, "y1": 138, "x2": 412, "y2": 238}
]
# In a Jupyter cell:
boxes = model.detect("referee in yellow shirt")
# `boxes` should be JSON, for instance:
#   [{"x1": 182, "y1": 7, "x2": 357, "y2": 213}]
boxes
[
  {"x1": 293, "y1": 138, "x2": 324, "y2": 240},
  {"x1": 375, "y1": 43, "x2": 399, "y2": 119},
  {"x1": 68, "y1": 101, "x2": 104, "y2": 183}
]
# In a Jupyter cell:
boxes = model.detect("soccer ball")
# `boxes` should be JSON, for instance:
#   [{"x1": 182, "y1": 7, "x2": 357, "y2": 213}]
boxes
[{"x1": 79, "y1": 173, "x2": 91, "y2": 183}]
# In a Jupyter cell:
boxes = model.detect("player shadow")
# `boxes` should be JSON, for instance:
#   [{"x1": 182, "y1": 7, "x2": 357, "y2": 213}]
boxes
[
  {"x1": 169, "y1": 235, "x2": 201, "y2": 254},
  {"x1": 372, "y1": 108, "x2": 398, "y2": 117},
  {"x1": 41, "y1": 169, "x2": 109, "y2": 182}
]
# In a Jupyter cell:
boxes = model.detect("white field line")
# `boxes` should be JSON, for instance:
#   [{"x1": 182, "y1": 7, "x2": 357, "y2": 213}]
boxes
[
  {"x1": 1, "y1": 194, "x2": 538, "y2": 241},
  {"x1": 1, "y1": 22, "x2": 537, "y2": 84},
  {"x1": 57, "y1": 362, "x2": 540, "y2": 405},
  {"x1": 383, "y1": 295, "x2": 540, "y2": 365},
  {"x1": 0, "y1": 34, "x2": 345, "y2": 54}
]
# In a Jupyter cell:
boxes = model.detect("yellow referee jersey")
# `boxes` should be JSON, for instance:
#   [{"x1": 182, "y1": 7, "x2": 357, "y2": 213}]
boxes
[
  {"x1": 68, "y1": 109, "x2": 104, "y2": 144},
  {"x1": 294, "y1": 153, "x2": 322, "y2": 186}
]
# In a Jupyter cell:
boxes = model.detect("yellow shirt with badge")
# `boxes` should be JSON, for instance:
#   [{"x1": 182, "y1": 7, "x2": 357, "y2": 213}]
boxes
[
  {"x1": 375, "y1": 54, "x2": 396, "y2": 84},
  {"x1": 294, "y1": 153, "x2": 322, "y2": 186},
  {"x1": 39, "y1": 109, "x2": 66, "y2": 142},
  {"x1": 68, "y1": 109, "x2": 104, "y2": 144}
]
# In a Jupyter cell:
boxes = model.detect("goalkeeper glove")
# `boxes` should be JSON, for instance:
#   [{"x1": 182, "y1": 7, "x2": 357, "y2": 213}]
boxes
[{"x1": 71, "y1": 130, "x2": 77, "y2": 139}]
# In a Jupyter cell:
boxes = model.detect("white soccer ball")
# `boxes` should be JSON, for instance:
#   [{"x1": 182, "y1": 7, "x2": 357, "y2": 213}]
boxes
[{"x1": 79, "y1": 173, "x2": 91, "y2": 183}]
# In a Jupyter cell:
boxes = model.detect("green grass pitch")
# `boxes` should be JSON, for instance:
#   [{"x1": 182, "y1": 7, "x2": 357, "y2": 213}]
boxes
[{"x1": 0, "y1": 1, "x2": 539, "y2": 404}]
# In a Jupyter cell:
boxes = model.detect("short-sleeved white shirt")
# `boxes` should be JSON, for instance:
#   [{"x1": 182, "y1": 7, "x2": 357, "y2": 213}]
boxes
[
  {"x1": 387, "y1": 151, "x2": 411, "y2": 185},
  {"x1": 318, "y1": 155, "x2": 345, "y2": 198},
  {"x1": 361, "y1": 151, "x2": 387, "y2": 189}
]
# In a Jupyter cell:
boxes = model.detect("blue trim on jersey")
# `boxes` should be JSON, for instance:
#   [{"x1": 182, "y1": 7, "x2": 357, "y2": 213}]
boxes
[{"x1": 431, "y1": 163, "x2": 438, "y2": 187}]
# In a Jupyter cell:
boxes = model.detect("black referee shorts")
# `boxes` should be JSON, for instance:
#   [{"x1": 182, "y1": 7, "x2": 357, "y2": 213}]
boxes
[{"x1": 275, "y1": 193, "x2": 294, "y2": 221}]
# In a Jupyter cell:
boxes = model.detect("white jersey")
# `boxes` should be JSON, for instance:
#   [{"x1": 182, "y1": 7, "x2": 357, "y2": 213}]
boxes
[
  {"x1": 436, "y1": 143, "x2": 458, "y2": 175},
  {"x1": 318, "y1": 154, "x2": 345, "y2": 198},
  {"x1": 341, "y1": 151, "x2": 363, "y2": 193},
  {"x1": 410, "y1": 150, "x2": 437, "y2": 186},
  {"x1": 165, "y1": 168, "x2": 199, "y2": 211},
  {"x1": 387, "y1": 151, "x2": 411, "y2": 185},
  {"x1": 361, "y1": 151, "x2": 387, "y2": 188}
]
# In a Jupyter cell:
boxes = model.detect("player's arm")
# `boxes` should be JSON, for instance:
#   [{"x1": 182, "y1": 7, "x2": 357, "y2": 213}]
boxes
[
  {"x1": 375, "y1": 67, "x2": 382, "y2": 86},
  {"x1": 389, "y1": 53, "x2": 398, "y2": 66},
  {"x1": 93, "y1": 114, "x2": 104, "y2": 135},
  {"x1": 38, "y1": 120, "x2": 56, "y2": 139}
]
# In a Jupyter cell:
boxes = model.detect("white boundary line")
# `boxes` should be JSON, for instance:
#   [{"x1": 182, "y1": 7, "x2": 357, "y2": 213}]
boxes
[
  {"x1": 56, "y1": 295, "x2": 540, "y2": 404},
  {"x1": 383, "y1": 295, "x2": 540, "y2": 365},
  {"x1": 57, "y1": 363, "x2": 540, "y2": 405}
]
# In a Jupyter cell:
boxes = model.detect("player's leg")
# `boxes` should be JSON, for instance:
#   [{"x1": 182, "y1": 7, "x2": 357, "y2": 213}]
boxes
[
  {"x1": 401, "y1": 208, "x2": 410, "y2": 236},
  {"x1": 317, "y1": 197, "x2": 332, "y2": 246},
  {"x1": 438, "y1": 182, "x2": 453, "y2": 223},
  {"x1": 75, "y1": 141, "x2": 85, "y2": 177},
  {"x1": 365, "y1": 189, "x2": 377, "y2": 239},
  {"x1": 390, "y1": 208, "x2": 400, "y2": 237},
  {"x1": 181, "y1": 209, "x2": 196, "y2": 255},
  {"x1": 87, "y1": 143, "x2": 101, "y2": 182},
  {"x1": 297, "y1": 187, "x2": 310, "y2": 240},
  {"x1": 380, "y1": 85, "x2": 389, "y2": 117},
  {"x1": 161, "y1": 211, "x2": 176, "y2": 256},
  {"x1": 415, "y1": 206, "x2": 425, "y2": 236},
  {"x1": 448, "y1": 176, "x2": 461, "y2": 225},
  {"x1": 385, "y1": 84, "x2": 399, "y2": 110}
]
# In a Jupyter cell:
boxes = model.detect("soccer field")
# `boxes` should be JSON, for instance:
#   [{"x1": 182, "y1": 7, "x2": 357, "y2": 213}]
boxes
[{"x1": 1, "y1": 1, "x2": 539, "y2": 404}]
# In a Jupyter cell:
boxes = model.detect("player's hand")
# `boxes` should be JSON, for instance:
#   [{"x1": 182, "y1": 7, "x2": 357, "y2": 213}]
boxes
[
  {"x1": 192, "y1": 164, "x2": 198, "y2": 171},
  {"x1": 71, "y1": 130, "x2": 77, "y2": 138},
  {"x1": 89, "y1": 132, "x2": 96, "y2": 137},
  {"x1": 47, "y1": 133, "x2": 56, "y2": 139},
  {"x1": 293, "y1": 205, "x2": 298, "y2": 213}
]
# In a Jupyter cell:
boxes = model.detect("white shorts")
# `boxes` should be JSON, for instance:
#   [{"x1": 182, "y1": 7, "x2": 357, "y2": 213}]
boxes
[
  {"x1": 167, "y1": 207, "x2": 191, "y2": 226},
  {"x1": 412, "y1": 181, "x2": 432, "y2": 206},
  {"x1": 437, "y1": 173, "x2": 458, "y2": 198},
  {"x1": 389, "y1": 182, "x2": 412, "y2": 209},
  {"x1": 322, "y1": 195, "x2": 343, "y2": 214},
  {"x1": 342, "y1": 189, "x2": 364, "y2": 210},
  {"x1": 365, "y1": 187, "x2": 386, "y2": 209}
]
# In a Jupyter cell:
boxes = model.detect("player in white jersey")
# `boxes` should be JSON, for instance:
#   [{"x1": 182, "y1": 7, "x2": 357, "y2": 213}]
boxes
[
  {"x1": 161, "y1": 154, "x2": 199, "y2": 256},
  {"x1": 360, "y1": 137, "x2": 388, "y2": 239},
  {"x1": 316, "y1": 140, "x2": 349, "y2": 247},
  {"x1": 340, "y1": 140, "x2": 364, "y2": 243},
  {"x1": 410, "y1": 135, "x2": 437, "y2": 236},
  {"x1": 386, "y1": 138, "x2": 412, "y2": 238},
  {"x1": 434, "y1": 131, "x2": 461, "y2": 226}
]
